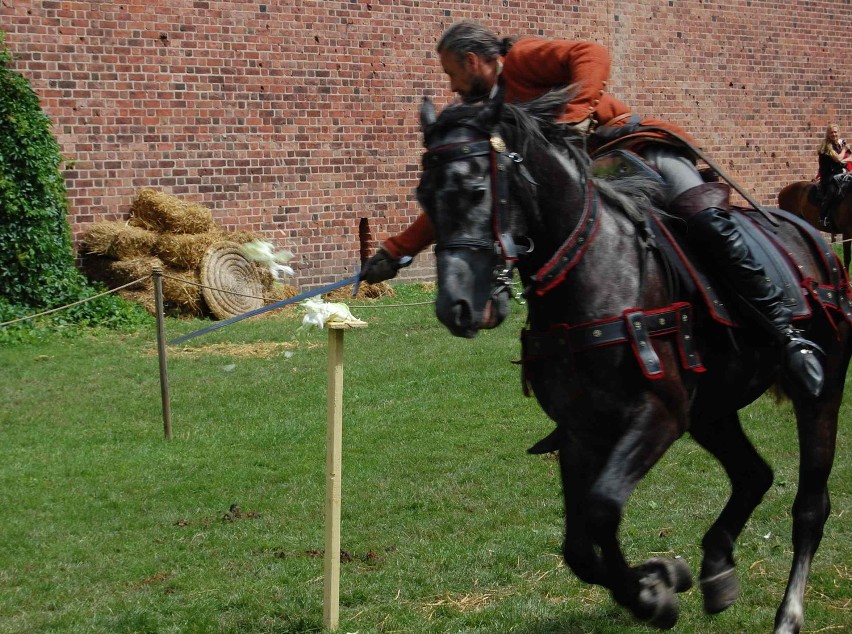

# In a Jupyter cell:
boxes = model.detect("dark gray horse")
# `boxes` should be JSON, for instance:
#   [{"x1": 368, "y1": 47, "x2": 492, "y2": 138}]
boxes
[{"x1": 415, "y1": 92, "x2": 850, "y2": 633}]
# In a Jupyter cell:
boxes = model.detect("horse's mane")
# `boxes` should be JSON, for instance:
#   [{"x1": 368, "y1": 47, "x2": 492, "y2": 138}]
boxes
[
  {"x1": 501, "y1": 92, "x2": 663, "y2": 224},
  {"x1": 427, "y1": 89, "x2": 662, "y2": 224}
]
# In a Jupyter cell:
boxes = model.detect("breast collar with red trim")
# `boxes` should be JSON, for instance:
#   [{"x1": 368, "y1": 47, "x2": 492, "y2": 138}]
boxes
[{"x1": 529, "y1": 180, "x2": 601, "y2": 295}]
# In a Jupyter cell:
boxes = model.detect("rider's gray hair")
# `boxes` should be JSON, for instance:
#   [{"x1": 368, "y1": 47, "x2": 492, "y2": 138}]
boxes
[{"x1": 437, "y1": 20, "x2": 513, "y2": 61}]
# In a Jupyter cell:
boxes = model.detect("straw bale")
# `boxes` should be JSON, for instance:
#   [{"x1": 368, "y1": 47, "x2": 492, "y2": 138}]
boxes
[
  {"x1": 246, "y1": 283, "x2": 300, "y2": 320},
  {"x1": 80, "y1": 253, "x2": 117, "y2": 287},
  {"x1": 162, "y1": 267, "x2": 206, "y2": 317},
  {"x1": 79, "y1": 254, "x2": 158, "y2": 291},
  {"x1": 117, "y1": 289, "x2": 157, "y2": 316},
  {"x1": 108, "y1": 257, "x2": 162, "y2": 288},
  {"x1": 129, "y1": 189, "x2": 217, "y2": 234},
  {"x1": 264, "y1": 283, "x2": 299, "y2": 302},
  {"x1": 323, "y1": 281, "x2": 395, "y2": 301},
  {"x1": 227, "y1": 230, "x2": 265, "y2": 244},
  {"x1": 155, "y1": 231, "x2": 226, "y2": 269},
  {"x1": 82, "y1": 221, "x2": 158, "y2": 259},
  {"x1": 254, "y1": 264, "x2": 275, "y2": 291},
  {"x1": 359, "y1": 281, "x2": 395, "y2": 299}
]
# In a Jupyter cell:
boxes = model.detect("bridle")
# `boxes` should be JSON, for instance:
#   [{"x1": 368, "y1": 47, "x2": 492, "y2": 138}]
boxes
[
  {"x1": 422, "y1": 115, "x2": 606, "y2": 305},
  {"x1": 422, "y1": 127, "x2": 533, "y2": 301}
]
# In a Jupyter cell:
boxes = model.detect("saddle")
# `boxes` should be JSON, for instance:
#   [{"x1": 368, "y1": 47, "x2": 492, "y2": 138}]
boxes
[
  {"x1": 647, "y1": 204, "x2": 852, "y2": 384},
  {"x1": 522, "y1": 151, "x2": 852, "y2": 383},
  {"x1": 591, "y1": 148, "x2": 851, "y2": 327}
]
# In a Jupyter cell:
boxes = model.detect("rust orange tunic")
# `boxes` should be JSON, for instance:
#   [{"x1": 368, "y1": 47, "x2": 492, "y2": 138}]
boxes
[{"x1": 383, "y1": 38, "x2": 692, "y2": 259}]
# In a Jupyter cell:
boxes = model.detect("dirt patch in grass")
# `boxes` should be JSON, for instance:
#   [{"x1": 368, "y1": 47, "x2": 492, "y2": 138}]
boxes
[{"x1": 154, "y1": 341, "x2": 319, "y2": 358}]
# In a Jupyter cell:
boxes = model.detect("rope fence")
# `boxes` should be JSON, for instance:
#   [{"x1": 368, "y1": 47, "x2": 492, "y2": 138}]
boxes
[
  {"x1": 0, "y1": 276, "x2": 152, "y2": 328},
  {"x1": 0, "y1": 272, "x2": 433, "y2": 330}
]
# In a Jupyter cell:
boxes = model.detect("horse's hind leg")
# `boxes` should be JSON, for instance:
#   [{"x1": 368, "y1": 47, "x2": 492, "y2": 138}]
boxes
[
  {"x1": 773, "y1": 393, "x2": 840, "y2": 634},
  {"x1": 689, "y1": 413, "x2": 774, "y2": 614}
]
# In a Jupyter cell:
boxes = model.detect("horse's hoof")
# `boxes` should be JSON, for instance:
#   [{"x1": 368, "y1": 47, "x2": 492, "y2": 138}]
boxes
[
  {"x1": 636, "y1": 579, "x2": 680, "y2": 630},
  {"x1": 638, "y1": 556, "x2": 694, "y2": 593},
  {"x1": 700, "y1": 567, "x2": 740, "y2": 614}
]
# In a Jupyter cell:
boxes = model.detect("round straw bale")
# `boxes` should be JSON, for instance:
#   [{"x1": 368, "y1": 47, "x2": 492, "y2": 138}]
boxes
[
  {"x1": 82, "y1": 221, "x2": 158, "y2": 259},
  {"x1": 129, "y1": 189, "x2": 217, "y2": 234},
  {"x1": 162, "y1": 267, "x2": 206, "y2": 317},
  {"x1": 155, "y1": 231, "x2": 226, "y2": 269},
  {"x1": 200, "y1": 241, "x2": 264, "y2": 320}
]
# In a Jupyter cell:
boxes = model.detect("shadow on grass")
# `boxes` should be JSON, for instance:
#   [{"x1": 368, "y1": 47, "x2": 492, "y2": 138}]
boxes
[{"x1": 523, "y1": 606, "x2": 640, "y2": 634}]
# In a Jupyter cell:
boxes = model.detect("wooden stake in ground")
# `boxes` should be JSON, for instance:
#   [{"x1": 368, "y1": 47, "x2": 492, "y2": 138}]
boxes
[
  {"x1": 152, "y1": 267, "x2": 172, "y2": 440},
  {"x1": 323, "y1": 321, "x2": 366, "y2": 630}
]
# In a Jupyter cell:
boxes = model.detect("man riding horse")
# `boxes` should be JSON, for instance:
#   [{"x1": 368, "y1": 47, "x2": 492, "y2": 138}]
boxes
[{"x1": 362, "y1": 20, "x2": 824, "y2": 397}]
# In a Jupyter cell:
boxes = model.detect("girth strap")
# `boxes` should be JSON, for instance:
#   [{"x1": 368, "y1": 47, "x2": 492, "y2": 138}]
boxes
[{"x1": 520, "y1": 302, "x2": 705, "y2": 385}]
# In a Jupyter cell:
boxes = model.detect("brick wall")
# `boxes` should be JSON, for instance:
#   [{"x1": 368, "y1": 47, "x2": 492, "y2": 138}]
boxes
[{"x1": 2, "y1": 1, "x2": 850, "y2": 287}]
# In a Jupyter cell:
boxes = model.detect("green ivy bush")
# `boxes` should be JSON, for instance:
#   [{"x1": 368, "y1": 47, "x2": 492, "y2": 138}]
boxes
[{"x1": 0, "y1": 33, "x2": 149, "y2": 342}]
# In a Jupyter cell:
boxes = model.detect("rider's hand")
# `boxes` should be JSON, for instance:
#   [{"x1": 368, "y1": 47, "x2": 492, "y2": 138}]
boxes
[{"x1": 360, "y1": 249, "x2": 403, "y2": 284}]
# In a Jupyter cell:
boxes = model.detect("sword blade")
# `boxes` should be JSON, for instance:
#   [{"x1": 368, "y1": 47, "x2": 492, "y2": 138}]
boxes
[{"x1": 168, "y1": 274, "x2": 361, "y2": 345}]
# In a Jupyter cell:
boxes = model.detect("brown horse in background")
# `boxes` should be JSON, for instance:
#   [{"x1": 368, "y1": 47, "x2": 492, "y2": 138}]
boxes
[{"x1": 778, "y1": 181, "x2": 851, "y2": 270}]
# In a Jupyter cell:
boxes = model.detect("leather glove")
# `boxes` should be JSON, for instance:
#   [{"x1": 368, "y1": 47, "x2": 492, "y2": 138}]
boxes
[{"x1": 360, "y1": 248, "x2": 403, "y2": 284}]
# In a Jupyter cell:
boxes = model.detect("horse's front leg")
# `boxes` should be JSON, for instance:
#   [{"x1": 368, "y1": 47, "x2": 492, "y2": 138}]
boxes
[
  {"x1": 558, "y1": 450, "x2": 609, "y2": 586},
  {"x1": 578, "y1": 395, "x2": 692, "y2": 629}
]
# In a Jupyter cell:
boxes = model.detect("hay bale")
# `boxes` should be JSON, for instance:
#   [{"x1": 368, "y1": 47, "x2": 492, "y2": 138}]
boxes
[
  {"x1": 264, "y1": 283, "x2": 299, "y2": 302},
  {"x1": 105, "y1": 256, "x2": 162, "y2": 290},
  {"x1": 162, "y1": 267, "x2": 206, "y2": 317},
  {"x1": 323, "y1": 281, "x2": 394, "y2": 301},
  {"x1": 228, "y1": 230, "x2": 265, "y2": 244},
  {"x1": 155, "y1": 231, "x2": 225, "y2": 269},
  {"x1": 129, "y1": 189, "x2": 217, "y2": 234},
  {"x1": 254, "y1": 264, "x2": 276, "y2": 291},
  {"x1": 113, "y1": 267, "x2": 205, "y2": 318},
  {"x1": 360, "y1": 281, "x2": 395, "y2": 299},
  {"x1": 80, "y1": 254, "x2": 159, "y2": 290},
  {"x1": 117, "y1": 289, "x2": 157, "y2": 316},
  {"x1": 82, "y1": 221, "x2": 158, "y2": 259}
]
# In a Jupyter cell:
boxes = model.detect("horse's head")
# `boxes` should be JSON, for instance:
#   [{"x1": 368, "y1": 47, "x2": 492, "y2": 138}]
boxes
[{"x1": 416, "y1": 92, "x2": 543, "y2": 337}]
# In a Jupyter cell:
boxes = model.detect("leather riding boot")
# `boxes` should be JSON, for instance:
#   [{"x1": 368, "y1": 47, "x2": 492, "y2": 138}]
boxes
[
  {"x1": 819, "y1": 188, "x2": 833, "y2": 228},
  {"x1": 672, "y1": 184, "x2": 825, "y2": 397}
]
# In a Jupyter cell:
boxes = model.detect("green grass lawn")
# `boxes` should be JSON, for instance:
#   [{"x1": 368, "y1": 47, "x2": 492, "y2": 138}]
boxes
[{"x1": 1, "y1": 283, "x2": 849, "y2": 633}]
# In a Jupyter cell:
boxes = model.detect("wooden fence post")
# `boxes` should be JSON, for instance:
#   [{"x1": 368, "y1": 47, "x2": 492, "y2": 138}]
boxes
[
  {"x1": 152, "y1": 267, "x2": 172, "y2": 440},
  {"x1": 323, "y1": 322, "x2": 365, "y2": 630}
]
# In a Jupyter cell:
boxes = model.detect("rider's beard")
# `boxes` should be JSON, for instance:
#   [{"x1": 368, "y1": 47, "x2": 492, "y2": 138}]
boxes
[{"x1": 461, "y1": 75, "x2": 493, "y2": 104}]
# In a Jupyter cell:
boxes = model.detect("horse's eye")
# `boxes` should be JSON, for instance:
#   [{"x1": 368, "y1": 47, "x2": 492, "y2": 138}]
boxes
[{"x1": 472, "y1": 185, "x2": 487, "y2": 204}]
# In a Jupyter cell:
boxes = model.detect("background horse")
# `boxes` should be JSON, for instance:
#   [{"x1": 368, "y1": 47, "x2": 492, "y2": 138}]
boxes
[
  {"x1": 778, "y1": 180, "x2": 851, "y2": 270},
  {"x1": 415, "y1": 94, "x2": 850, "y2": 633}
]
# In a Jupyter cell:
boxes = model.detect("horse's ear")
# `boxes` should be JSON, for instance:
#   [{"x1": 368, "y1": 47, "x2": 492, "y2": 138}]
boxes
[{"x1": 420, "y1": 97, "x2": 437, "y2": 132}]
